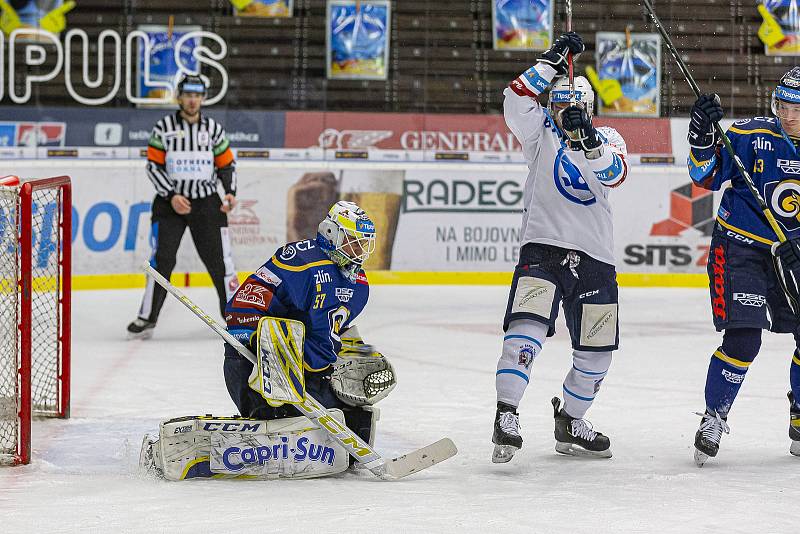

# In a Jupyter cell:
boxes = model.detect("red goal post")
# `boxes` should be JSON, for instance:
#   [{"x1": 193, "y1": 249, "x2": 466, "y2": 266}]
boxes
[{"x1": 0, "y1": 176, "x2": 71, "y2": 465}]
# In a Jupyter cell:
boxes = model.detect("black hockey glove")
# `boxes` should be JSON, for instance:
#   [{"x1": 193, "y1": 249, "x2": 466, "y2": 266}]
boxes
[
  {"x1": 538, "y1": 32, "x2": 585, "y2": 76},
  {"x1": 560, "y1": 105, "x2": 603, "y2": 158},
  {"x1": 688, "y1": 94, "x2": 723, "y2": 149},
  {"x1": 772, "y1": 238, "x2": 800, "y2": 315}
]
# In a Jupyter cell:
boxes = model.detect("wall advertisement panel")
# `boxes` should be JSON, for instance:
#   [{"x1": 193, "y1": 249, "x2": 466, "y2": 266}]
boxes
[{"x1": 5, "y1": 161, "x2": 718, "y2": 281}]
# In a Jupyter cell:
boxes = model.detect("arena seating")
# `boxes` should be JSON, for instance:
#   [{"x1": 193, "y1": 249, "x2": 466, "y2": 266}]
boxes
[{"x1": 5, "y1": 0, "x2": 780, "y2": 117}]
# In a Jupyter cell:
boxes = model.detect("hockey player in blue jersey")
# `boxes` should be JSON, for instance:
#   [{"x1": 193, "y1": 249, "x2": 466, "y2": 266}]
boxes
[
  {"x1": 688, "y1": 67, "x2": 800, "y2": 465},
  {"x1": 138, "y1": 201, "x2": 397, "y2": 480},
  {"x1": 223, "y1": 200, "x2": 394, "y2": 447}
]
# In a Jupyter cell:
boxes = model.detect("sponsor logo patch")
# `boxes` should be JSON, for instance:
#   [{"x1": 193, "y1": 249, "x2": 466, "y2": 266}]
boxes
[
  {"x1": 518, "y1": 344, "x2": 535, "y2": 369},
  {"x1": 197, "y1": 130, "x2": 210, "y2": 146},
  {"x1": 733, "y1": 292, "x2": 766, "y2": 307},
  {"x1": 777, "y1": 160, "x2": 800, "y2": 175},
  {"x1": 511, "y1": 277, "x2": 556, "y2": 317},
  {"x1": 722, "y1": 369, "x2": 744, "y2": 384},
  {"x1": 233, "y1": 283, "x2": 272, "y2": 310},
  {"x1": 335, "y1": 287, "x2": 354, "y2": 302},
  {"x1": 579, "y1": 303, "x2": 618, "y2": 347},
  {"x1": 221, "y1": 437, "x2": 336, "y2": 472},
  {"x1": 279, "y1": 245, "x2": 296, "y2": 261},
  {"x1": 255, "y1": 266, "x2": 282, "y2": 287},
  {"x1": 711, "y1": 245, "x2": 726, "y2": 320},
  {"x1": 314, "y1": 270, "x2": 332, "y2": 285}
]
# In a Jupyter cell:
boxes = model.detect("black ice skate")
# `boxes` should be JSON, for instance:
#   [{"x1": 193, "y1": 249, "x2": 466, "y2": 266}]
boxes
[
  {"x1": 551, "y1": 397, "x2": 611, "y2": 458},
  {"x1": 789, "y1": 393, "x2": 800, "y2": 457},
  {"x1": 127, "y1": 318, "x2": 156, "y2": 340},
  {"x1": 492, "y1": 402, "x2": 522, "y2": 463},
  {"x1": 693, "y1": 409, "x2": 730, "y2": 467}
]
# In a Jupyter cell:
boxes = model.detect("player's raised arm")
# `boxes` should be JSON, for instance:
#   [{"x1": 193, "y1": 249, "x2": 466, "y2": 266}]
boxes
[
  {"x1": 504, "y1": 32, "x2": 585, "y2": 147},
  {"x1": 687, "y1": 94, "x2": 725, "y2": 189}
]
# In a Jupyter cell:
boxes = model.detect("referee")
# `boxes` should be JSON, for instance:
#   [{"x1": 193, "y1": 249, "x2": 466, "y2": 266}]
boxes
[{"x1": 128, "y1": 74, "x2": 239, "y2": 338}]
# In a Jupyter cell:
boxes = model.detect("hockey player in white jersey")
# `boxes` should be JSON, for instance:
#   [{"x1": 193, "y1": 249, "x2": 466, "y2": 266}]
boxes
[{"x1": 492, "y1": 32, "x2": 628, "y2": 463}]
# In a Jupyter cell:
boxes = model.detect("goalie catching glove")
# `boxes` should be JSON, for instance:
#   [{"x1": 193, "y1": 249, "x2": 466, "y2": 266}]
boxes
[{"x1": 331, "y1": 325, "x2": 397, "y2": 407}]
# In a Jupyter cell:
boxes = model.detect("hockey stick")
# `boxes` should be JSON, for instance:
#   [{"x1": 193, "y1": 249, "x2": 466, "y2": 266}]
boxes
[
  {"x1": 641, "y1": 0, "x2": 800, "y2": 314},
  {"x1": 640, "y1": 0, "x2": 787, "y2": 244},
  {"x1": 565, "y1": 0, "x2": 575, "y2": 106},
  {"x1": 143, "y1": 263, "x2": 457, "y2": 480}
]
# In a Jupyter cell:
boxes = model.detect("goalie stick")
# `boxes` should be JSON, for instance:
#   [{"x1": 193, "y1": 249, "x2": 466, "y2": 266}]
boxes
[
  {"x1": 641, "y1": 0, "x2": 800, "y2": 313},
  {"x1": 142, "y1": 263, "x2": 457, "y2": 480}
]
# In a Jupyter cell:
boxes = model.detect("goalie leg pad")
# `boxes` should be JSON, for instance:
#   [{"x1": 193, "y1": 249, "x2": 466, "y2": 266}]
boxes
[
  {"x1": 249, "y1": 316, "x2": 306, "y2": 406},
  {"x1": 143, "y1": 413, "x2": 349, "y2": 480}
]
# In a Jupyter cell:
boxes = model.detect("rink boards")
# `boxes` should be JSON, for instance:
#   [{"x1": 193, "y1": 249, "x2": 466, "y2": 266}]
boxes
[{"x1": 6, "y1": 159, "x2": 719, "y2": 289}]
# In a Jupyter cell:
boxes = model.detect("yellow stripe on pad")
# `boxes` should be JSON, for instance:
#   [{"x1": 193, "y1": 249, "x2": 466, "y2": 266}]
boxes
[
  {"x1": 793, "y1": 353, "x2": 800, "y2": 367},
  {"x1": 714, "y1": 349, "x2": 752, "y2": 369},
  {"x1": 180, "y1": 456, "x2": 209, "y2": 479}
]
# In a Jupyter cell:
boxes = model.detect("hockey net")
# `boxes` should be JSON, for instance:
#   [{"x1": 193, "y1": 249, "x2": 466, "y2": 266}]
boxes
[{"x1": 0, "y1": 176, "x2": 71, "y2": 465}]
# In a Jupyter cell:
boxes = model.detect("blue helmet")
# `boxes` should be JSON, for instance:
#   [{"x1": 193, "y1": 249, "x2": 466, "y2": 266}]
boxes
[{"x1": 772, "y1": 66, "x2": 800, "y2": 116}]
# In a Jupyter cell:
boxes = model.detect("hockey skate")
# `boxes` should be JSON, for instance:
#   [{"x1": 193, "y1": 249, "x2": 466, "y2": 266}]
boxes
[
  {"x1": 789, "y1": 393, "x2": 800, "y2": 457},
  {"x1": 693, "y1": 410, "x2": 729, "y2": 467},
  {"x1": 551, "y1": 397, "x2": 612, "y2": 458},
  {"x1": 127, "y1": 318, "x2": 155, "y2": 340},
  {"x1": 492, "y1": 402, "x2": 522, "y2": 463}
]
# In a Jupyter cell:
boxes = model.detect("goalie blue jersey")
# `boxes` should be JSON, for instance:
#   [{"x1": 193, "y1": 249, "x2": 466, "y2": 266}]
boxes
[
  {"x1": 225, "y1": 239, "x2": 369, "y2": 372},
  {"x1": 688, "y1": 116, "x2": 800, "y2": 249}
]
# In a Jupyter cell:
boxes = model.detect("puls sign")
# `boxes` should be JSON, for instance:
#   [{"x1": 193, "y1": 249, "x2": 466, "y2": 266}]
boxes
[{"x1": 0, "y1": 28, "x2": 228, "y2": 106}]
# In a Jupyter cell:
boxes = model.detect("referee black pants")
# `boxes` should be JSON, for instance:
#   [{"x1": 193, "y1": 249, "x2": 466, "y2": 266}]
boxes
[{"x1": 138, "y1": 195, "x2": 236, "y2": 323}]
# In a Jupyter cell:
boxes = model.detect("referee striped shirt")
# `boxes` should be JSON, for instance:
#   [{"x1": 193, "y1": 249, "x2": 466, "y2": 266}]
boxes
[{"x1": 146, "y1": 112, "x2": 236, "y2": 200}]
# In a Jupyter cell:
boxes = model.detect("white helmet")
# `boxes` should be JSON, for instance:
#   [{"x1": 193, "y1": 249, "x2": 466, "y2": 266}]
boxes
[
  {"x1": 317, "y1": 201, "x2": 376, "y2": 281},
  {"x1": 549, "y1": 76, "x2": 595, "y2": 118}
]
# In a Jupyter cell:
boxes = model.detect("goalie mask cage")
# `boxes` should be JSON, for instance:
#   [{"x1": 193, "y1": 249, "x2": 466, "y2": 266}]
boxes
[{"x1": 0, "y1": 176, "x2": 71, "y2": 466}]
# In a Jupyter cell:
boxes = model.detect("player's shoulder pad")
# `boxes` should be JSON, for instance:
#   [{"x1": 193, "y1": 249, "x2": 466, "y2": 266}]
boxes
[
  {"x1": 270, "y1": 239, "x2": 335, "y2": 272},
  {"x1": 596, "y1": 126, "x2": 628, "y2": 155},
  {"x1": 727, "y1": 116, "x2": 782, "y2": 138}
]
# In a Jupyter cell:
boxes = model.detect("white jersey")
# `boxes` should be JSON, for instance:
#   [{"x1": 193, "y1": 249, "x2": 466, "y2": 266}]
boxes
[{"x1": 505, "y1": 63, "x2": 628, "y2": 266}]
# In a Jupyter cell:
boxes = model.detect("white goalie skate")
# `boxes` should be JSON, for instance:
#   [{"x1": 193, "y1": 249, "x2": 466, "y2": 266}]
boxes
[{"x1": 138, "y1": 432, "x2": 164, "y2": 479}]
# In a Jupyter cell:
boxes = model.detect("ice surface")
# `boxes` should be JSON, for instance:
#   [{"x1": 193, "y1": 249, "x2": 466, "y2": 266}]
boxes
[{"x1": 2, "y1": 285, "x2": 798, "y2": 533}]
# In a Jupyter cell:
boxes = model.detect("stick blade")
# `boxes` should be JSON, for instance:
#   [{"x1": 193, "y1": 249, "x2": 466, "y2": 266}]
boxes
[{"x1": 375, "y1": 438, "x2": 458, "y2": 481}]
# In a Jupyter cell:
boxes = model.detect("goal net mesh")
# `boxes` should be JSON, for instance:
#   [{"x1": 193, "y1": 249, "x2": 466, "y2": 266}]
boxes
[{"x1": 0, "y1": 185, "x2": 64, "y2": 462}]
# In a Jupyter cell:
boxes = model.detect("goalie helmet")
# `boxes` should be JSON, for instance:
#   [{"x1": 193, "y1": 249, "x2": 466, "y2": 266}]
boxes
[
  {"x1": 549, "y1": 75, "x2": 595, "y2": 119},
  {"x1": 317, "y1": 201, "x2": 376, "y2": 282}
]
